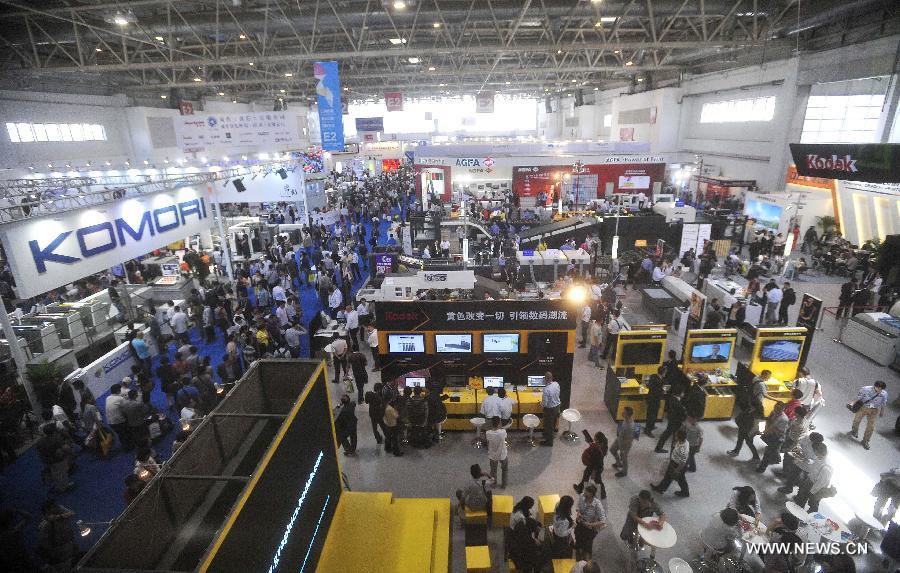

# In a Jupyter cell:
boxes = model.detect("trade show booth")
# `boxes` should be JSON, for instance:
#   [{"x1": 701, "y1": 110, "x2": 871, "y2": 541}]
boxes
[{"x1": 373, "y1": 300, "x2": 578, "y2": 431}]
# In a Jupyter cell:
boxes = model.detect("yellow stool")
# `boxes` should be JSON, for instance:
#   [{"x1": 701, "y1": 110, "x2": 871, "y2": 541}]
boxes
[
  {"x1": 491, "y1": 494, "x2": 514, "y2": 528},
  {"x1": 463, "y1": 506, "x2": 488, "y2": 525},
  {"x1": 465, "y1": 545, "x2": 491, "y2": 573},
  {"x1": 553, "y1": 558, "x2": 578, "y2": 573},
  {"x1": 538, "y1": 494, "x2": 561, "y2": 526}
]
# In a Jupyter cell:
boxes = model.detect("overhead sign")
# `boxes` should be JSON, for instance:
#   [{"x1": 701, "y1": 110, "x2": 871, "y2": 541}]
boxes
[
  {"x1": 785, "y1": 164, "x2": 835, "y2": 191},
  {"x1": 354, "y1": 117, "x2": 385, "y2": 133},
  {"x1": 475, "y1": 91, "x2": 495, "y2": 113},
  {"x1": 790, "y1": 143, "x2": 900, "y2": 183},
  {"x1": 212, "y1": 167, "x2": 305, "y2": 204},
  {"x1": 174, "y1": 111, "x2": 301, "y2": 149},
  {"x1": 314, "y1": 60, "x2": 345, "y2": 151},
  {"x1": 414, "y1": 157, "x2": 449, "y2": 166},
  {"x1": 0, "y1": 188, "x2": 213, "y2": 299},
  {"x1": 375, "y1": 300, "x2": 578, "y2": 331},
  {"x1": 384, "y1": 91, "x2": 404, "y2": 112}
]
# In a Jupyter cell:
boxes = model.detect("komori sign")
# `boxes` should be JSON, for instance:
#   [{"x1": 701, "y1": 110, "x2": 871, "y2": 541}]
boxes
[{"x1": 0, "y1": 188, "x2": 214, "y2": 299}]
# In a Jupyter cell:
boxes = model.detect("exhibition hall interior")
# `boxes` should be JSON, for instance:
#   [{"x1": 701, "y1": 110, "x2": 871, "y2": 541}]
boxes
[{"x1": 0, "y1": 1, "x2": 899, "y2": 572}]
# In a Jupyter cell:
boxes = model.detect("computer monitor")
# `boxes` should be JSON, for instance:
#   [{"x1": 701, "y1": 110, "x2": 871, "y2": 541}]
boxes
[
  {"x1": 482, "y1": 333, "x2": 520, "y2": 353},
  {"x1": 445, "y1": 374, "x2": 467, "y2": 387},
  {"x1": 387, "y1": 333, "x2": 425, "y2": 354},
  {"x1": 527, "y1": 375, "x2": 547, "y2": 388},
  {"x1": 483, "y1": 376, "x2": 504, "y2": 388},
  {"x1": 690, "y1": 341, "x2": 733, "y2": 363},
  {"x1": 759, "y1": 339, "x2": 802, "y2": 362},
  {"x1": 405, "y1": 377, "x2": 426, "y2": 388},
  {"x1": 435, "y1": 333, "x2": 473, "y2": 353}
]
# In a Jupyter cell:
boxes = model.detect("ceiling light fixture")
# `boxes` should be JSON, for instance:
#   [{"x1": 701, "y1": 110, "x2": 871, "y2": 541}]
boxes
[
  {"x1": 248, "y1": 62, "x2": 254, "y2": 66},
  {"x1": 625, "y1": 61, "x2": 634, "y2": 66},
  {"x1": 193, "y1": 77, "x2": 202, "y2": 81},
  {"x1": 600, "y1": 16, "x2": 617, "y2": 22},
  {"x1": 218, "y1": 92, "x2": 225, "y2": 96},
  {"x1": 393, "y1": 1, "x2": 407, "y2": 9},
  {"x1": 284, "y1": 72, "x2": 293, "y2": 77},
  {"x1": 433, "y1": 22, "x2": 441, "y2": 28},
  {"x1": 637, "y1": 77, "x2": 644, "y2": 82},
  {"x1": 280, "y1": 89, "x2": 286, "y2": 93},
  {"x1": 408, "y1": 57, "x2": 420, "y2": 64},
  {"x1": 95, "y1": 48, "x2": 102, "y2": 52},
  {"x1": 154, "y1": 36, "x2": 164, "y2": 41},
  {"x1": 389, "y1": 38, "x2": 407, "y2": 45},
  {"x1": 160, "y1": 94, "x2": 167, "y2": 99},
  {"x1": 428, "y1": 66, "x2": 435, "y2": 71},
  {"x1": 239, "y1": 34, "x2": 246, "y2": 39}
]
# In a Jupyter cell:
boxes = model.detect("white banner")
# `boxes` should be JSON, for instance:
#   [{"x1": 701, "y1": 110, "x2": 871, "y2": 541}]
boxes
[
  {"x1": 212, "y1": 167, "x2": 305, "y2": 204},
  {"x1": 174, "y1": 111, "x2": 301, "y2": 149},
  {"x1": 0, "y1": 187, "x2": 214, "y2": 299},
  {"x1": 475, "y1": 91, "x2": 495, "y2": 113}
]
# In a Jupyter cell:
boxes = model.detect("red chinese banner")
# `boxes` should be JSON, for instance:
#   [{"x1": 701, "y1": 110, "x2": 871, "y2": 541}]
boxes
[{"x1": 385, "y1": 92, "x2": 404, "y2": 112}]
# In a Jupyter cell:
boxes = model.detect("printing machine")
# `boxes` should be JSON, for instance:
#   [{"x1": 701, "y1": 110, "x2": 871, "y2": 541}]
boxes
[
  {"x1": 703, "y1": 278, "x2": 762, "y2": 327},
  {"x1": 639, "y1": 275, "x2": 697, "y2": 325},
  {"x1": 356, "y1": 270, "x2": 476, "y2": 302},
  {"x1": 22, "y1": 311, "x2": 87, "y2": 350},
  {"x1": 0, "y1": 335, "x2": 30, "y2": 360},
  {"x1": 12, "y1": 322, "x2": 60, "y2": 355},
  {"x1": 49, "y1": 300, "x2": 112, "y2": 337},
  {"x1": 515, "y1": 248, "x2": 590, "y2": 282},
  {"x1": 843, "y1": 311, "x2": 900, "y2": 367}
]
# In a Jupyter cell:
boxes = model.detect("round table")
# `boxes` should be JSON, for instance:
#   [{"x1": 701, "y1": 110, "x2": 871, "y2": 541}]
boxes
[
  {"x1": 638, "y1": 521, "x2": 677, "y2": 559},
  {"x1": 853, "y1": 507, "x2": 886, "y2": 540},
  {"x1": 785, "y1": 501, "x2": 811, "y2": 523},
  {"x1": 808, "y1": 512, "x2": 852, "y2": 543}
]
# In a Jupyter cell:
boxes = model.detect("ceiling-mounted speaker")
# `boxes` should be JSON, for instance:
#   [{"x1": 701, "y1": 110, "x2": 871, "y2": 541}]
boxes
[
  {"x1": 574, "y1": 89, "x2": 584, "y2": 107},
  {"x1": 276, "y1": 168, "x2": 288, "y2": 180},
  {"x1": 545, "y1": 97, "x2": 552, "y2": 113},
  {"x1": 232, "y1": 178, "x2": 246, "y2": 192}
]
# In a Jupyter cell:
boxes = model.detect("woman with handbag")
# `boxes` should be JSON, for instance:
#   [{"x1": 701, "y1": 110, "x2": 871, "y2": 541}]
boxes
[
  {"x1": 82, "y1": 397, "x2": 113, "y2": 458},
  {"x1": 508, "y1": 497, "x2": 547, "y2": 573}
]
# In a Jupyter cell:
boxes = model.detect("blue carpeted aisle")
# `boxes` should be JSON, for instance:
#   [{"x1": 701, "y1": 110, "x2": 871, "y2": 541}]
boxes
[{"x1": 0, "y1": 215, "x2": 395, "y2": 561}]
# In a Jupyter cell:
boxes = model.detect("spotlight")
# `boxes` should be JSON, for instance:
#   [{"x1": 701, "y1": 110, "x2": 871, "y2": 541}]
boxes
[
  {"x1": 77, "y1": 521, "x2": 92, "y2": 537},
  {"x1": 232, "y1": 178, "x2": 247, "y2": 192},
  {"x1": 276, "y1": 168, "x2": 288, "y2": 180},
  {"x1": 566, "y1": 285, "x2": 587, "y2": 304}
]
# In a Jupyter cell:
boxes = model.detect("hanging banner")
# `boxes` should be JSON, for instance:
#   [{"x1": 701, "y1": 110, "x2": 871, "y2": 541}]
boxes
[
  {"x1": 212, "y1": 167, "x2": 305, "y2": 203},
  {"x1": 314, "y1": 60, "x2": 345, "y2": 151},
  {"x1": 174, "y1": 111, "x2": 301, "y2": 149},
  {"x1": 385, "y1": 92, "x2": 404, "y2": 112},
  {"x1": 0, "y1": 187, "x2": 213, "y2": 299},
  {"x1": 795, "y1": 293, "x2": 822, "y2": 367},
  {"x1": 355, "y1": 117, "x2": 385, "y2": 132},
  {"x1": 178, "y1": 100, "x2": 195, "y2": 115},
  {"x1": 475, "y1": 91, "x2": 495, "y2": 113},
  {"x1": 789, "y1": 143, "x2": 900, "y2": 184}
]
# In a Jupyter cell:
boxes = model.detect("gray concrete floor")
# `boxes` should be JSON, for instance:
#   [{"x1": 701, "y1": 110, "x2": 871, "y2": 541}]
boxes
[{"x1": 329, "y1": 267, "x2": 898, "y2": 573}]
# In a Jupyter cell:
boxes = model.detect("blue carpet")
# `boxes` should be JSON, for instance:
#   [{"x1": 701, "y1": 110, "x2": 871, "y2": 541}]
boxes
[{"x1": 0, "y1": 216, "x2": 393, "y2": 562}]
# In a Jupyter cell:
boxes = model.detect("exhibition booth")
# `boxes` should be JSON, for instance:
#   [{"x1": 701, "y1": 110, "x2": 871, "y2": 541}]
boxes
[
  {"x1": 373, "y1": 300, "x2": 578, "y2": 431},
  {"x1": 77, "y1": 360, "x2": 451, "y2": 573}
]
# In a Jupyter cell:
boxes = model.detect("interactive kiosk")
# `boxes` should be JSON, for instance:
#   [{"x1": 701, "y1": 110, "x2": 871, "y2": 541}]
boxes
[
  {"x1": 602, "y1": 329, "x2": 668, "y2": 421},
  {"x1": 682, "y1": 329, "x2": 739, "y2": 419},
  {"x1": 746, "y1": 327, "x2": 805, "y2": 415},
  {"x1": 374, "y1": 300, "x2": 578, "y2": 432}
]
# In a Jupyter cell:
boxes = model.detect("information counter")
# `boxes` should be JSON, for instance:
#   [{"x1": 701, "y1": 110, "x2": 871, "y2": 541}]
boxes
[{"x1": 440, "y1": 383, "x2": 546, "y2": 431}]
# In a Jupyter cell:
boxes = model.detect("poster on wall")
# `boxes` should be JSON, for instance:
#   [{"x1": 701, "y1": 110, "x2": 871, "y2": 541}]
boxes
[
  {"x1": 174, "y1": 111, "x2": 301, "y2": 149},
  {"x1": 385, "y1": 91, "x2": 404, "y2": 112},
  {"x1": 475, "y1": 91, "x2": 495, "y2": 113},
  {"x1": 0, "y1": 188, "x2": 213, "y2": 299},
  {"x1": 354, "y1": 117, "x2": 384, "y2": 132},
  {"x1": 618, "y1": 175, "x2": 650, "y2": 189},
  {"x1": 744, "y1": 198, "x2": 784, "y2": 230},
  {"x1": 789, "y1": 143, "x2": 900, "y2": 184},
  {"x1": 619, "y1": 127, "x2": 635, "y2": 141},
  {"x1": 212, "y1": 167, "x2": 304, "y2": 204},
  {"x1": 314, "y1": 60, "x2": 345, "y2": 151},
  {"x1": 512, "y1": 163, "x2": 665, "y2": 198},
  {"x1": 178, "y1": 100, "x2": 194, "y2": 115}
]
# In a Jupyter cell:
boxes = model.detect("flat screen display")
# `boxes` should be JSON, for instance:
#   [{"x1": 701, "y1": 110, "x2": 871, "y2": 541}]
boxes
[
  {"x1": 435, "y1": 333, "x2": 473, "y2": 353},
  {"x1": 483, "y1": 376, "x2": 504, "y2": 388},
  {"x1": 759, "y1": 339, "x2": 802, "y2": 362},
  {"x1": 482, "y1": 333, "x2": 520, "y2": 353},
  {"x1": 405, "y1": 377, "x2": 426, "y2": 387},
  {"x1": 620, "y1": 342, "x2": 664, "y2": 366},
  {"x1": 690, "y1": 341, "x2": 733, "y2": 363},
  {"x1": 387, "y1": 334, "x2": 425, "y2": 354},
  {"x1": 527, "y1": 375, "x2": 547, "y2": 388},
  {"x1": 744, "y1": 198, "x2": 784, "y2": 231},
  {"x1": 445, "y1": 374, "x2": 467, "y2": 387}
]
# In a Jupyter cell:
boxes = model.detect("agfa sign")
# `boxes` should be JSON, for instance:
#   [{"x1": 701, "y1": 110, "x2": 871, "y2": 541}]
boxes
[
  {"x1": 0, "y1": 188, "x2": 214, "y2": 299},
  {"x1": 455, "y1": 157, "x2": 495, "y2": 169}
]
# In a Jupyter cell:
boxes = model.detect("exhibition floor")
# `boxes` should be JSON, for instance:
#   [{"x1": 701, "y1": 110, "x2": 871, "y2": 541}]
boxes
[{"x1": 335, "y1": 276, "x2": 897, "y2": 573}]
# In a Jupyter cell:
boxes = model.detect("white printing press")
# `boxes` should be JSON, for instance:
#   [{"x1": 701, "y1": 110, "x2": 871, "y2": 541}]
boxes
[{"x1": 842, "y1": 306, "x2": 900, "y2": 368}]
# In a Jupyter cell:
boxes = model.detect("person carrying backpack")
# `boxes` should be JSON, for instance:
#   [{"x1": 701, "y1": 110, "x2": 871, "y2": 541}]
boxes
[{"x1": 574, "y1": 431, "x2": 608, "y2": 499}]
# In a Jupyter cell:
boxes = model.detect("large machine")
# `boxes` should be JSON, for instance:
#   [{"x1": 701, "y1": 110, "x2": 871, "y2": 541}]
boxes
[{"x1": 842, "y1": 310, "x2": 900, "y2": 368}]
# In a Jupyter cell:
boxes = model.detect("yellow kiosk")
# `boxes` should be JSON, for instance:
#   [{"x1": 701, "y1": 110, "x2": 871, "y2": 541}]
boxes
[
  {"x1": 747, "y1": 327, "x2": 805, "y2": 414},
  {"x1": 682, "y1": 328, "x2": 740, "y2": 419},
  {"x1": 603, "y1": 329, "x2": 667, "y2": 421}
]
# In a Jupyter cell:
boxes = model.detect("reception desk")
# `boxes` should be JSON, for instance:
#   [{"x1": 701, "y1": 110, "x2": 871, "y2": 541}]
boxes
[{"x1": 442, "y1": 382, "x2": 548, "y2": 431}]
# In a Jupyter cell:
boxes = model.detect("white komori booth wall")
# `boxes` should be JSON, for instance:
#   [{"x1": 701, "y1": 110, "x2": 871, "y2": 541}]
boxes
[{"x1": 65, "y1": 325, "x2": 158, "y2": 398}]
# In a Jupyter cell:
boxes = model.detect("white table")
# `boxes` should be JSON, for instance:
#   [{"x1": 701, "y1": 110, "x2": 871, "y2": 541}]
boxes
[
  {"x1": 808, "y1": 511, "x2": 852, "y2": 544},
  {"x1": 638, "y1": 521, "x2": 677, "y2": 559},
  {"x1": 785, "y1": 501, "x2": 810, "y2": 523},
  {"x1": 853, "y1": 506, "x2": 885, "y2": 540}
]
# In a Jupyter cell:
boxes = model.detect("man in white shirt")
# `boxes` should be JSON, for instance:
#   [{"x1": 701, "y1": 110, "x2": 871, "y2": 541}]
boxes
[
  {"x1": 440, "y1": 239, "x2": 450, "y2": 257},
  {"x1": 579, "y1": 304, "x2": 592, "y2": 348},
  {"x1": 850, "y1": 380, "x2": 888, "y2": 449},
  {"x1": 764, "y1": 283, "x2": 783, "y2": 325},
  {"x1": 275, "y1": 301, "x2": 289, "y2": 327},
  {"x1": 284, "y1": 324, "x2": 302, "y2": 357},
  {"x1": 700, "y1": 509, "x2": 742, "y2": 553},
  {"x1": 485, "y1": 416, "x2": 509, "y2": 488},
  {"x1": 540, "y1": 372, "x2": 561, "y2": 446},
  {"x1": 795, "y1": 442, "x2": 833, "y2": 512},
  {"x1": 793, "y1": 367, "x2": 823, "y2": 425},
  {"x1": 480, "y1": 387, "x2": 502, "y2": 419},
  {"x1": 601, "y1": 310, "x2": 626, "y2": 361},
  {"x1": 105, "y1": 382, "x2": 130, "y2": 450},
  {"x1": 271, "y1": 283, "x2": 286, "y2": 303},
  {"x1": 344, "y1": 304, "x2": 360, "y2": 351},
  {"x1": 497, "y1": 388, "x2": 515, "y2": 425},
  {"x1": 328, "y1": 286, "x2": 343, "y2": 317},
  {"x1": 170, "y1": 306, "x2": 190, "y2": 345},
  {"x1": 365, "y1": 324, "x2": 380, "y2": 371}
]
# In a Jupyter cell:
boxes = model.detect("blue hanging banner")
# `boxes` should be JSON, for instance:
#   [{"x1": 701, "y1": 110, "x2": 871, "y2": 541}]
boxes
[{"x1": 313, "y1": 61, "x2": 345, "y2": 151}]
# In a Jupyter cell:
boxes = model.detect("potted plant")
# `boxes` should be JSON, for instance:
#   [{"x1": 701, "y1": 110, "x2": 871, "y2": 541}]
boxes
[
  {"x1": 816, "y1": 216, "x2": 838, "y2": 239},
  {"x1": 25, "y1": 360, "x2": 63, "y2": 415}
]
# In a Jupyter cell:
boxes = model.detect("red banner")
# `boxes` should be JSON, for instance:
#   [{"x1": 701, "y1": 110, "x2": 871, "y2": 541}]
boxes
[
  {"x1": 385, "y1": 92, "x2": 404, "y2": 112},
  {"x1": 512, "y1": 163, "x2": 665, "y2": 199}
]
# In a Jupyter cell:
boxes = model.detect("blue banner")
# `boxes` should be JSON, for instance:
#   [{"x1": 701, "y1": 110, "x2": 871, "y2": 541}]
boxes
[
  {"x1": 313, "y1": 61, "x2": 344, "y2": 151},
  {"x1": 354, "y1": 117, "x2": 384, "y2": 132}
]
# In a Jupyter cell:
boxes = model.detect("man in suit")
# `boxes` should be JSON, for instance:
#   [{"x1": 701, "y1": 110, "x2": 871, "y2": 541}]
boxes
[
  {"x1": 779, "y1": 282, "x2": 797, "y2": 325},
  {"x1": 655, "y1": 388, "x2": 686, "y2": 453},
  {"x1": 837, "y1": 279, "x2": 856, "y2": 318}
]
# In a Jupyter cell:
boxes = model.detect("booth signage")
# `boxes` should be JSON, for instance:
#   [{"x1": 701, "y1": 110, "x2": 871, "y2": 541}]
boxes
[
  {"x1": 385, "y1": 91, "x2": 404, "y2": 112},
  {"x1": 354, "y1": 117, "x2": 385, "y2": 133},
  {"x1": 374, "y1": 253, "x2": 394, "y2": 274},
  {"x1": 414, "y1": 157, "x2": 449, "y2": 166},
  {"x1": 785, "y1": 165, "x2": 835, "y2": 190},
  {"x1": 313, "y1": 60, "x2": 345, "y2": 151},
  {"x1": 375, "y1": 300, "x2": 578, "y2": 331},
  {"x1": 790, "y1": 143, "x2": 900, "y2": 183},
  {"x1": 0, "y1": 188, "x2": 213, "y2": 299},
  {"x1": 174, "y1": 111, "x2": 301, "y2": 149},
  {"x1": 795, "y1": 293, "x2": 822, "y2": 367}
]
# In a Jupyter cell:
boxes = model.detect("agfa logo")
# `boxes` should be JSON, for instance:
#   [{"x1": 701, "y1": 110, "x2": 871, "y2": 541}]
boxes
[
  {"x1": 456, "y1": 158, "x2": 480, "y2": 167},
  {"x1": 207, "y1": 117, "x2": 218, "y2": 127},
  {"x1": 483, "y1": 156, "x2": 495, "y2": 168},
  {"x1": 806, "y1": 154, "x2": 858, "y2": 173}
]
